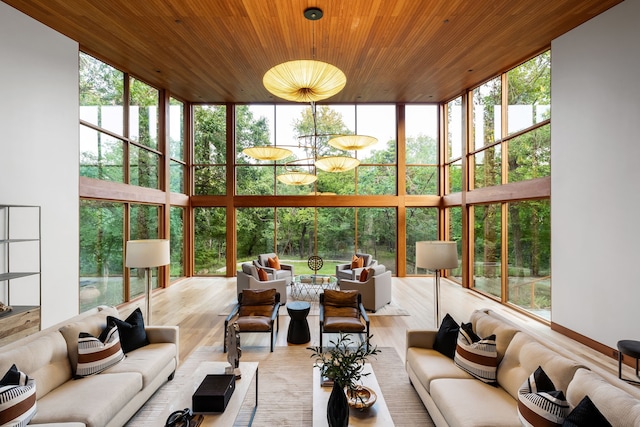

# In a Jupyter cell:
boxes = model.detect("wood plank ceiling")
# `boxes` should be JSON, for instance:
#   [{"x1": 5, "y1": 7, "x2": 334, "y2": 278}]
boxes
[{"x1": 3, "y1": 0, "x2": 622, "y2": 104}]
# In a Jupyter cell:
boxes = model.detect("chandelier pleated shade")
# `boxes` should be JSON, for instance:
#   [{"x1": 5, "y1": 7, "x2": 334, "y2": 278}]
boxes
[
  {"x1": 328, "y1": 135, "x2": 378, "y2": 151},
  {"x1": 263, "y1": 60, "x2": 347, "y2": 102},
  {"x1": 277, "y1": 171, "x2": 318, "y2": 185},
  {"x1": 242, "y1": 146, "x2": 292, "y2": 161},
  {"x1": 315, "y1": 156, "x2": 360, "y2": 172}
]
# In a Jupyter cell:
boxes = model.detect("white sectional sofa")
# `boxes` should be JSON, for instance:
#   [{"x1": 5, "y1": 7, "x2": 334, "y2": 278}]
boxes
[
  {"x1": 406, "y1": 309, "x2": 640, "y2": 427},
  {"x1": 0, "y1": 306, "x2": 178, "y2": 427}
]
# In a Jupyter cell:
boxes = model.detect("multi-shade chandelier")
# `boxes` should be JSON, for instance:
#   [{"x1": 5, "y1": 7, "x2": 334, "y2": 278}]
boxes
[{"x1": 242, "y1": 7, "x2": 377, "y2": 186}]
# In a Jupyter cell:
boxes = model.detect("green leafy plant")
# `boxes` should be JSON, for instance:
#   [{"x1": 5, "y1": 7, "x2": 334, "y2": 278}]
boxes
[{"x1": 308, "y1": 333, "x2": 380, "y2": 392}]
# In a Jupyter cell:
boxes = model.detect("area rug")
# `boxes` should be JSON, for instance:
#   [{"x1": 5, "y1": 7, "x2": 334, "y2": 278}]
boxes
[{"x1": 144, "y1": 345, "x2": 433, "y2": 427}]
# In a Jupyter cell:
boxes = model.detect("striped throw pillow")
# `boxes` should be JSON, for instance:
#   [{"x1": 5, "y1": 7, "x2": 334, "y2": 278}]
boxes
[
  {"x1": 75, "y1": 325, "x2": 125, "y2": 378},
  {"x1": 0, "y1": 365, "x2": 36, "y2": 427},
  {"x1": 518, "y1": 366, "x2": 569, "y2": 427},
  {"x1": 453, "y1": 322, "x2": 498, "y2": 384}
]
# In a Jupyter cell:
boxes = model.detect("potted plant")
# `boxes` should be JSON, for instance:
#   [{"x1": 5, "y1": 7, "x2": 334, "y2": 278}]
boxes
[{"x1": 308, "y1": 333, "x2": 380, "y2": 426}]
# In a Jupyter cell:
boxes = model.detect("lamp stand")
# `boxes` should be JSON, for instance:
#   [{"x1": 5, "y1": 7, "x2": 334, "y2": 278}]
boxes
[
  {"x1": 145, "y1": 267, "x2": 153, "y2": 325},
  {"x1": 434, "y1": 269, "x2": 441, "y2": 328}
]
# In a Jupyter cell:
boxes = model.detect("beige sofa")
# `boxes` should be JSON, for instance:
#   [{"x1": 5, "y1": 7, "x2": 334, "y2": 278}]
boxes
[
  {"x1": 406, "y1": 309, "x2": 640, "y2": 427},
  {"x1": 0, "y1": 306, "x2": 179, "y2": 427}
]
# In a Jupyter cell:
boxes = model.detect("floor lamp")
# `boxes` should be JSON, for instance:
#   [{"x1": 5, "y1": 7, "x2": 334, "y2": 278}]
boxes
[
  {"x1": 125, "y1": 239, "x2": 170, "y2": 325},
  {"x1": 415, "y1": 241, "x2": 458, "y2": 327}
]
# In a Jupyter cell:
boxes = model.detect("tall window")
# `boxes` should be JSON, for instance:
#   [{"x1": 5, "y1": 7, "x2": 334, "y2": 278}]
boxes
[
  {"x1": 169, "y1": 98, "x2": 186, "y2": 193},
  {"x1": 194, "y1": 105, "x2": 227, "y2": 195},
  {"x1": 406, "y1": 105, "x2": 438, "y2": 195}
]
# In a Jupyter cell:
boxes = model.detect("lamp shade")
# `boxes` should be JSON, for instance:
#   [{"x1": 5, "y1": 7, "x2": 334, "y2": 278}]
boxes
[
  {"x1": 125, "y1": 239, "x2": 170, "y2": 268},
  {"x1": 242, "y1": 146, "x2": 293, "y2": 161},
  {"x1": 314, "y1": 156, "x2": 360, "y2": 172},
  {"x1": 263, "y1": 60, "x2": 347, "y2": 103},
  {"x1": 328, "y1": 135, "x2": 378, "y2": 151},
  {"x1": 415, "y1": 241, "x2": 458, "y2": 270},
  {"x1": 277, "y1": 171, "x2": 318, "y2": 185}
]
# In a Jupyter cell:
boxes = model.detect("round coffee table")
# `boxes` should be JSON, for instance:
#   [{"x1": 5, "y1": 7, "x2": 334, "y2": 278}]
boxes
[{"x1": 287, "y1": 301, "x2": 311, "y2": 344}]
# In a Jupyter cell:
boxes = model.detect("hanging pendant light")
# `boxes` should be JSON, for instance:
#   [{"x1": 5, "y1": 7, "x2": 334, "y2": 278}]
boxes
[
  {"x1": 315, "y1": 156, "x2": 360, "y2": 172},
  {"x1": 263, "y1": 60, "x2": 346, "y2": 103},
  {"x1": 277, "y1": 171, "x2": 318, "y2": 186},
  {"x1": 242, "y1": 146, "x2": 292, "y2": 161},
  {"x1": 328, "y1": 135, "x2": 378, "y2": 151}
]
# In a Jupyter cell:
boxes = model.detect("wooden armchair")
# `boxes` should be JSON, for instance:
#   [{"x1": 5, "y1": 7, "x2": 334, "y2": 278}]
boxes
[
  {"x1": 319, "y1": 289, "x2": 370, "y2": 350},
  {"x1": 224, "y1": 288, "x2": 281, "y2": 352}
]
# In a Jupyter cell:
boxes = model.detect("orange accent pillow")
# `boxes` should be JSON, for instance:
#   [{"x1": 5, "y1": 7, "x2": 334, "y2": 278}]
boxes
[
  {"x1": 351, "y1": 255, "x2": 364, "y2": 269},
  {"x1": 256, "y1": 267, "x2": 269, "y2": 281},
  {"x1": 359, "y1": 268, "x2": 370, "y2": 282},
  {"x1": 268, "y1": 255, "x2": 281, "y2": 270}
]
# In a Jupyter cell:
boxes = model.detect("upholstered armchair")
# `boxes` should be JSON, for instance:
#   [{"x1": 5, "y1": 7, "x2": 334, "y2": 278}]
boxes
[
  {"x1": 255, "y1": 253, "x2": 294, "y2": 285},
  {"x1": 319, "y1": 289, "x2": 370, "y2": 350},
  {"x1": 237, "y1": 262, "x2": 287, "y2": 303},
  {"x1": 335, "y1": 252, "x2": 377, "y2": 281},
  {"x1": 224, "y1": 288, "x2": 281, "y2": 352},
  {"x1": 339, "y1": 265, "x2": 392, "y2": 312}
]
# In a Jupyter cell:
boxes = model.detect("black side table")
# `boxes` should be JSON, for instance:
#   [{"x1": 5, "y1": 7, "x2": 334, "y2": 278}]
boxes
[
  {"x1": 617, "y1": 340, "x2": 640, "y2": 384},
  {"x1": 287, "y1": 301, "x2": 311, "y2": 344}
]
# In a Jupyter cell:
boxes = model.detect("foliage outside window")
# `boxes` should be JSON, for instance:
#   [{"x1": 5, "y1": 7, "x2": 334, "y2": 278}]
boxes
[
  {"x1": 472, "y1": 77, "x2": 502, "y2": 151},
  {"x1": 446, "y1": 97, "x2": 463, "y2": 194},
  {"x1": 194, "y1": 105, "x2": 227, "y2": 195},
  {"x1": 170, "y1": 207, "x2": 185, "y2": 279},
  {"x1": 169, "y1": 98, "x2": 185, "y2": 193},
  {"x1": 79, "y1": 125, "x2": 124, "y2": 182},
  {"x1": 194, "y1": 207, "x2": 227, "y2": 274},
  {"x1": 473, "y1": 204, "x2": 502, "y2": 298},
  {"x1": 508, "y1": 124, "x2": 550, "y2": 183},
  {"x1": 507, "y1": 51, "x2": 550, "y2": 136},
  {"x1": 406, "y1": 105, "x2": 438, "y2": 195},
  {"x1": 473, "y1": 145, "x2": 502, "y2": 189},
  {"x1": 129, "y1": 204, "x2": 160, "y2": 298},
  {"x1": 447, "y1": 207, "x2": 463, "y2": 282},
  {"x1": 406, "y1": 208, "x2": 438, "y2": 273}
]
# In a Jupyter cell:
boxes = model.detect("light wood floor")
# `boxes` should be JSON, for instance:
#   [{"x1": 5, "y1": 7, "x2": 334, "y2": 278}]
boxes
[{"x1": 118, "y1": 275, "x2": 636, "y2": 393}]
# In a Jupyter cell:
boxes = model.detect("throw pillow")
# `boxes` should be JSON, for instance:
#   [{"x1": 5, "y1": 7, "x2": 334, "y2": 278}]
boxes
[
  {"x1": 562, "y1": 395, "x2": 611, "y2": 427},
  {"x1": 267, "y1": 255, "x2": 281, "y2": 270},
  {"x1": 107, "y1": 307, "x2": 149, "y2": 354},
  {"x1": 0, "y1": 365, "x2": 36, "y2": 427},
  {"x1": 359, "y1": 268, "x2": 370, "y2": 282},
  {"x1": 518, "y1": 366, "x2": 570, "y2": 427},
  {"x1": 453, "y1": 322, "x2": 498, "y2": 384},
  {"x1": 76, "y1": 325, "x2": 125, "y2": 378},
  {"x1": 433, "y1": 313, "x2": 460, "y2": 359},
  {"x1": 351, "y1": 255, "x2": 364, "y2": 269},
  {"x1": 256, "y1": 267, "x2": 269, "y2": 281}
]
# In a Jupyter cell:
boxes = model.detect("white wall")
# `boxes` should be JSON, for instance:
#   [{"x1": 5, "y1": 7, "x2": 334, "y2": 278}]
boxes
[
  {"x1": 552, "y1": 0, "x2": 640, "y2": 347},
  {"x1": 0, "y1": 3, "x2": 80, "y2": 327}
]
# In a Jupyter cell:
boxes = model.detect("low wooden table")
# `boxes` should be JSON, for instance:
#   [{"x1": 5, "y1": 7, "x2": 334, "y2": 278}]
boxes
[
  {"x1": 127, "y1": 361, "x2": 258, "y2": 426},
  {"x1": 312, "y1": 363, "x2": 394, "y2": 426}
]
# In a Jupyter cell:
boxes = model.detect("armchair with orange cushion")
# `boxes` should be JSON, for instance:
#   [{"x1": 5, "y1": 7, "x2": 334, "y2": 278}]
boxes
[
  {"x1": 335, "y1": 252, "x2": 377, "y2": 281},
  {"x1": 236, "y1": 262, "x2": 288, "y2": 303},
  {"x1": 224, "y1": 288, "x2": 281, "y2": 352},
  {"x1": 338, "y1": 265, "x2": 392, "y2": 312},
  {"x1": 319, "y1": 289, "x2": 370, "y2": 350},
  {"x1": 255, "y1": 252, "x2": 294, "y2": 285}
]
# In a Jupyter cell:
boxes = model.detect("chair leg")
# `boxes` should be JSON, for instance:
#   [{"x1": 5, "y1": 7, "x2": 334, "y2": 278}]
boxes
[{"x1": 223, "y1": 321, "x2": 228, "y2": 353}]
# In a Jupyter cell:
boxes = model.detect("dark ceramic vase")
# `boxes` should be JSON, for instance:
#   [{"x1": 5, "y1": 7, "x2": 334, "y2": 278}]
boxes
[{"x1": 327, "y1": 381, "x2": 349, "y2": 427}]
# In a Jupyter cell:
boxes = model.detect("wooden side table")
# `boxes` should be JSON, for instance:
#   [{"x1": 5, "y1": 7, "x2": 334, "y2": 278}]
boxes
[{"x1": 617, "y1": 340, "x2": 640, "y2": 384}]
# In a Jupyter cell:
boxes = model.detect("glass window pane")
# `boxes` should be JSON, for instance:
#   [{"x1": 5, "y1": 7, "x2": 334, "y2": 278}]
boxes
[
  {"x1": 194, "y1": 207, "x2": 227, "y2": 274},
  {"x1": 357, "y1": 104, "x2": 396, "y2": 164},
  {"x1": 129, "y1": 204, "x2": 160, "y2": 298},
  {"x1": 194, "y1": 165, "x2": 227, "y2": 195},
  {"x1": 448, "y1": 160, "x2": 463, "y2": 193},
  {"x1": 507, "y1": 51, "x2": 551, "y2": 135},
  {"x1": 170, "y1": 160, "x2": 185, "y2": 193},
  {"x1": 407, "y1": 208, "x2": 438, "y2": 273},
  {"x1": 406, "y1": 105, "x2": 438, "y2": 164},
  {"x1": 318, "y1": 208, "x2": 355, "y2": 274},
  {"x1": 507, "y1": 200, "x2": 550, "y2": 320},
  {"x1": 406, "y1": 166, "x2": 437, "y2": 195},
  {"x1": 79, "y1": 53, "x2": 124, "y2": 136},
  {"x1": 130, "y1": 146, "x2": 160, "y2": 189},
  {"x1": 79, "y1": 200, "x2": 124, "y2": 312},
  {"x1": 169, "y1": 98, "x2": 184, "y2": 161},
  {"x1": 448, "y1": 206, "x2": 463, "y2": 282},
  {"x1": 129, "y1": 77, "x2": 159, "y2": 149},
  {"x1": 275, "y1": 104, "x2": 307, "y2": 158},
  {"x1": 357, "y1": 208, "x2": 396, "y2": 274},
  {"x1": 170, "y1": 206, "x2": 184, "y2": 280},
  {"x1": 472, "y1": 78, "x2": 502, "y2": 150},
  {"x1": 473, "y1": 145, "x2": 502, "y2": 189},
  {"x1": 80, "y1": 125, "x2": 124, "y2": 182},
  {"x1": 237, "y1": 207, "x2": 274, "y2": 263},
  {"x1": 316, "y1": 170, "x2": 355, "y2": 195},
  {"x1": 237, "y1": 166, "x2": 274, "y2": 196},
  {"x1": 473, "y1": 204, "x2": 502, "y2": 298},
  {"x1": 194, "y1": 104, "x2": 226, "y2": 164},
  {"x1": 276, "y1": 207, "x2": 315, "y2": 273},
  {"x1": 447, "y1": 97, "x2": 462, "y2": 160},
  {"x1": 357, "y1": 166, "x2": 396, "y2": 195},
  {"x1": 508, "y1": 124, "x2": 550, "y2": 183}
]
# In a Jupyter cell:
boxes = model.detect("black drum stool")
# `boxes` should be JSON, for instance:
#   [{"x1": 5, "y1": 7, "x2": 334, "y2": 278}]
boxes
[
  {"x1": 617, "y1": 340, "x2": 640, "y2": 385},
  {"x1": 286, "y1": 301, "x2": 311, "y2": 344}
]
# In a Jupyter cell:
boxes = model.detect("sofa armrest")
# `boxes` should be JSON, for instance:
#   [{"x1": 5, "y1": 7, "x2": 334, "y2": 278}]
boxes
[
  {"x1": 145, "y1": 325, "x2": 179, "y2": 345},
  {"x1": 406, "y1": 329, "x2": 438, "y2": 349}
]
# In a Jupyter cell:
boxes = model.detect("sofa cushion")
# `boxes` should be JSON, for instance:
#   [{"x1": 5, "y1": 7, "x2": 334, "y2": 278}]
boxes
[
  {"x1": 498, "y1": 333, "x2": 583, "y2": 401},
  {"x1": 406, "y1": 347, "x2": 473, "y2": 393},
  {"x1": 470, "y1": 310, "x2": 519, "y2": 363},
  {"x1": 103, "y1": 342, "x2": 177, "y2": 388},
  {"x1": 107, "y1": 308, "x2": 149, "y2": 354},
  {"x1": 433, "y1": 313, "x2": 460, "y2": 359},
  {"x1": 430, "y1": 378, "x2": 520, "y2": 427},
  {"x1": 75, "y1": 326, "x2": 125, "y2": 378},
  {"x1": 517, "y1": 366, "x2": 569, "y2": 427},
  {"x1": 256, "y1": 267, "x2": 269, "y2": 281},
  {"x1": 0, "y1": 365, "x2": 37, "y2": 427},
  {"x1": 359, "y1": 268, "x2": 369, "y2": 282},
  {"x1": 31, "y1": 372, "x2": 141, "y2": 427},
  {"x1": 566, "y1": 368, "x2": 640, "y2": 426},
  {"x1": 351, "y1": 255, "x2": 364, "y2": 269},
  {"x1": 563, "y1": 395, "x2": 611, "y2": 427},
  {"x1": 454, "y1": 323, "x2": 498, "y2": 384},
  {"x1": 267, "y1": 255, "x2": 281, "y2": 270}
]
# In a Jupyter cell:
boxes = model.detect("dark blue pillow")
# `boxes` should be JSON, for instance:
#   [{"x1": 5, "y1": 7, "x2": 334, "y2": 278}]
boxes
[
  {"x1": 433, "y1": 313, "x2": 459, "y2": 359},
  {"x1": 107, "y1": 307, "x2": 149, "y2": 353}
]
